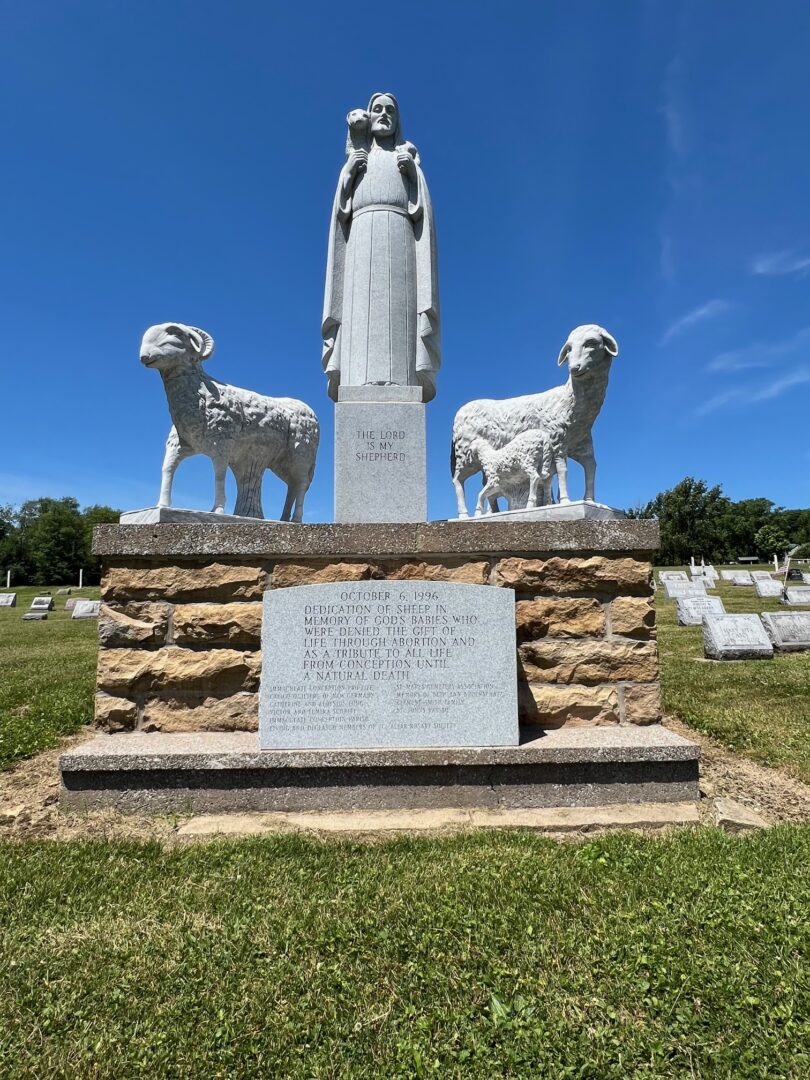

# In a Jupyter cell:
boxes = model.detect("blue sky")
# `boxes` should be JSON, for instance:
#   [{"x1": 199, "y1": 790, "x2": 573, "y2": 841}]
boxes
[{"x1": 2, "y1": 0, "x2": 809, "y2": 521}]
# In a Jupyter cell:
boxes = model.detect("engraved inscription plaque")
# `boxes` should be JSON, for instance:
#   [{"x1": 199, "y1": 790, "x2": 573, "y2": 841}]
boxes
[
  {"x1": 663, "y1": 580, "x2": 707, "y2": 600},
  {"x1": 761, "y1": 612, "x2": 810, "y2": 652},
  {"x1": 0, "y1": 593, "x2": 16, "y2": 607},
  {"x1": 702, "y1": 613, "x2": 773, "y2": 660},
  {"x1": 260, "y1": 582, "x2": 518, "y2": 749},
  {"x1": 676, "y1": 595, "x2": 725, "y2": 626}
]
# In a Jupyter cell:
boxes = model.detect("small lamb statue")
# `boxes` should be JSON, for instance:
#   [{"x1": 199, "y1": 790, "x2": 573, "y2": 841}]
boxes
[
  {"x1": 469, "y1": 431, "x2": 555, "y2": 516},
  {"x1": 140, "y1": 323, "x2": 320, "y2": 522}
]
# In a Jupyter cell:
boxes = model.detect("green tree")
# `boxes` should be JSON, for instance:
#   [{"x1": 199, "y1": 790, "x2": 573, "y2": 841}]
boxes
[
  {"x1": 81, "y1": 505, "x2": 121, "y2": 583},
  {"x1": 754, "y1": 523, "x2": 791, "y2": 560},
  {"x1": 631, "y1": 477, "x2": 731, "y2": 565},
  {"x1": 17, "y1": 497, "x2": 87, "y2": 584}
]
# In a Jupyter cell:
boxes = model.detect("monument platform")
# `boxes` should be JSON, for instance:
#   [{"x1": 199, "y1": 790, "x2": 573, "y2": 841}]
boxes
[
  {"x1": 449, "y1": 500, "x2": 626, "y2": 523},
  {"x1": 66, "y1": 517, "x2": 691, "y2": 812},
  {"x1": 59, "y1": 726, "x2": 699, "y2": 813}
]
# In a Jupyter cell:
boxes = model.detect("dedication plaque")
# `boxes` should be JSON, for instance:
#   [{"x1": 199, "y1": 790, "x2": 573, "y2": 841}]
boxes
[{"x1": 260, "y1": 582, "x2": 518, "y2": 749}]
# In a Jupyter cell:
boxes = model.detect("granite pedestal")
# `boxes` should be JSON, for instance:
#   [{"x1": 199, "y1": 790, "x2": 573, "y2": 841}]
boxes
[{"x1": 334, "y1": 386, "x2": 427, "y2": 523}]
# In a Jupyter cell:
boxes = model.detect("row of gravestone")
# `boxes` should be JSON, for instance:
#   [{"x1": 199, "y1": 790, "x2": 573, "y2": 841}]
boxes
[
  {"x1": 658, "y1": 570, "x2": 810, "y2": 659},
  {"x1": 0, "y1": 593, "x2": 101, "y2": 620},
  {"x1": 659, "y1": 570, "x2": 810, "y2": 606}
]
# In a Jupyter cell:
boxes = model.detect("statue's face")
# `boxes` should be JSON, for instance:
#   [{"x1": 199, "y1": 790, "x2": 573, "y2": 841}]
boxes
[{"x1": 369, "y1": 96, "x2": 398, "y2": 137}]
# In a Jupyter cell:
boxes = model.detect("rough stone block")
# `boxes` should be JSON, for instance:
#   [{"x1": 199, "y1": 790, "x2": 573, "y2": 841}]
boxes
[
  {"x1": 94, "y1": 693, "x2": 139, "y2": 732},
  {"x1": 623, "y1": 683, "x2": 662, "y2": 725},
  {"x1": 381, "y1": 560, "x2": 490, "y2": 585},
  {"x1": 610, "y1": 596, "x2": 656, "y2": 638},
  {"x1": 271, "y1": 561, "x2": 380, "y2": 588},
  {"x1": 142, "y1": 694, "x2": 259, "y2": 733},
  {"x1": 494, "y1": 556, "x2": 651, "y2": 594},
  {"x1": 519, "y1": 639, "x2": 658, "y2": 684},
  {"x1": 173, "y1": 603, "x2": 262, "y2": 645},
  {"x1": 102, "y1": 563, "x2": 266, "y2": 603},
  {"x1": 97, "y1": 647, "x2": 261, "y2": 696},
  {"x1": 520, "y1": 683, "x2": 619, "y2": 727},
  {"x1": 515, "y1": 598, "x2": 605, "y2": 640},
  {"x1": 99, "y1": 603, "x2": 169, "y2": 647}
]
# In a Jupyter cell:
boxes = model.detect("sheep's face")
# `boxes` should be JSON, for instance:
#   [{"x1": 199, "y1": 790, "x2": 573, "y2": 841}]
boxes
[
  {"x1": 557, "y1": 324, "x2": 618, "y2": 380},
  {"x1": 347, "y1": 109, "x2": 370, "y2": 133},
  {"x1": 140, "y1": 323, "x2": 215, "y2": 372}
]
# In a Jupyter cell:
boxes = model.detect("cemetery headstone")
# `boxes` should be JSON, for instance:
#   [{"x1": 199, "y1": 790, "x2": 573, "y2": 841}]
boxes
[
  {"x1": 750, "y1": 571, "x2": 773, "y2": 581},
  {"x1": 702, "y1": 613, "x2": 773, "y2": 660},
  {"x1": 659, "y1": 571, "x2": 688, "y2": 583},
  {"x1": 31, "y1": 596, "x2": 55, "y2": 611},
  {"x1": 64, "y1": 597, "x2": 80, "y2": 611},
  {"x1": 56, "y1": 588, "x2": 72, "y2": 595},
  {"x1": 754, "y1": 578, "x2": 783, "y2": 599},
  {"x1": 720, "y1": 570, "x2": 738, "y2": 581},
  {"x1": 802, "y1": 573, "x2": 810, "y2": 585},
  {"x1": 22, "y1": 612, "x2": 48, "y2": 622},
  {"x1": 72, "y1": 600, "x2": 101, "y2": 619},
  {"x1": 730, "y1": 572, "x2": 754, "y2": 586},
  {"x1": 259, "y1": 581, "x2": 519, "y2": 749},
  {"x1": 783, "y1": 586, "x2": 810, "y2": 606},
  {"x1": 676, "y1": 595, "x2": 726, "y2": 626},
  {"x1": 0, "y1": 593, "x2": 17, "y2": 607},
  {"x1": 786, "y1": 569, "x2": 804, "y2": 582},
  {"x1": 761, "y1": 612, "x2": 810, "y2": 652},
  {"x1": 663, "y1": 579, "x2": 707, "y2": 600}
]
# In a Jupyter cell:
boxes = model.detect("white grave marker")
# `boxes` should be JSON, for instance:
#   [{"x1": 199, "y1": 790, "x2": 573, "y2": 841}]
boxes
[
  {"x1": 676, "y1": 595, "x2": 726, "y2": 626},
  {"x1": 783, "y1": 586, "x2": 810, "y2": 606},
  {"x1": 663, "y1": 580, "x2": 707, "y2": 600},
  {"x1": 0, "y1": 593, "x2": 17, "y2": 608},
  {"x1": 702, "y1": 614, "x2": 773, "y2": 660},
  {"x1": 754, "y1": 579, "x2": 783, "y2": 599},
  {"x1": 72, "y1": 600, "x2": 101, "y2": 619},
  {"x1": 761, "y1": 612, "x2": 810, "y2": 652}
]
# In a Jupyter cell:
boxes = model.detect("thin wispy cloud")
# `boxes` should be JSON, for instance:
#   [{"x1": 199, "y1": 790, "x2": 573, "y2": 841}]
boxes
[
  {"x1": 751, "y1": 250, "x2": 810, "y2": 277},
  {"x1": 696, "y1": 362, "x2": 810, "y2": 417},
  {"x1": 708, "y1": 326, "x2": 810, "y2": 373},
  {"x1": 661, "y1": 299, "x2": 731, "y2": 345}
]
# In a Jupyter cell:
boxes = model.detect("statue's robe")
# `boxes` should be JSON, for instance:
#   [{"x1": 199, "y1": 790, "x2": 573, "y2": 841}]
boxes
[{"x1": 322, "y1": 140, "x2": 440, "y2": 402}]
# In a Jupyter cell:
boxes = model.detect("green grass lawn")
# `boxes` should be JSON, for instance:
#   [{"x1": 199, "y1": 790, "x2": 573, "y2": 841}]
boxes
[
  {"x1": 0, "y1": 585, "x2": 99, "y2": 770},
  {"x1": 0, "y1": 828, "x2": 808, "y2": 1078},
  {"x1": 657, "y1": 568, "x2": 810, "y2": 784}
]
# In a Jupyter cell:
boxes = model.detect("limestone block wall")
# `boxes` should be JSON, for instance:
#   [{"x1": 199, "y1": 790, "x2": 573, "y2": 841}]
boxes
[{"x1": 92, "y1": 521, "x2": 661, "y2": 736}]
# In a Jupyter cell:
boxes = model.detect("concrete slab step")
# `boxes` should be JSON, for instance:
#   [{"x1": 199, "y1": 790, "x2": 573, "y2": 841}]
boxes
[{"x1": 60, "y1": 727, "x2": 700, "y2": 814}]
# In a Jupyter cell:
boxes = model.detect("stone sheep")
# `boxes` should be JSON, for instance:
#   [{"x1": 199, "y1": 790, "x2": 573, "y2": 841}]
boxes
[
  {"x1": 470, "y1": 431, "x2": 555, "y2": 516},
  {"x1": 140, "y1": 323, "x2": 320, "y2": 521},
  {"x1": 450, "y1": 324, "x2": 618, "y2": 518}
]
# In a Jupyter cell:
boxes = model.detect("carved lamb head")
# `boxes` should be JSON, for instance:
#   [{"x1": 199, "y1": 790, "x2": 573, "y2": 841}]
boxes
[
  {"x1": 557, "y1": 324, "x2": 618, "y2": 380},
  {"x1": 140, "y1": 323, "x2": 215, "y2": 372}
]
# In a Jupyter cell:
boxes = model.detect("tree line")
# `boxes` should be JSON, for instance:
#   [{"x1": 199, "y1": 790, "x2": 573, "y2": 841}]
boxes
[
  {"x1": 0, "y1": 498, "x2": 120, "y2": 586},
  {"x1": 628, "y1": 477, "x2": 810, "y2": 566}
]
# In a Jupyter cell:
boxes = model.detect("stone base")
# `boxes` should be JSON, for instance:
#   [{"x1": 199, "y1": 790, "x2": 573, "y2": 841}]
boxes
[
  {"x1": 334, "y1": 394, "x2": 427, "y2": 523},
  {"x1": 120, "y1": 507, "x2": 283, "y2": 525},
  {"x1": 59, "y1": 727, "x2": 699, "y2": 813},
  {"x1": 451, "y1": 501, "x2": 626, "y2": 523}
]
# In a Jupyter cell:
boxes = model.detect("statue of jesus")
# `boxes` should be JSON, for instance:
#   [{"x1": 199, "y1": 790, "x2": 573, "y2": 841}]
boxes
[{"x1": 322, "y1": 92, "x2": 441, "y2": 403}]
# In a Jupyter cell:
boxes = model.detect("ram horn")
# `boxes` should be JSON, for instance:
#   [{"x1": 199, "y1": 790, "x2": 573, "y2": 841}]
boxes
[{"x1": 187, "y1": 327, "x2": 215, "y2": 360}]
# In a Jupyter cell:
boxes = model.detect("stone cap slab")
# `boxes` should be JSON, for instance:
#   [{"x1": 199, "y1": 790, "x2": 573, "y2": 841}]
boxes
[
  {"x1": 60, "y1": 725, "x2": 697, "y2": 773},
  {"x1": 93, "y1": 519, "x2": 659, "y2": 559}
]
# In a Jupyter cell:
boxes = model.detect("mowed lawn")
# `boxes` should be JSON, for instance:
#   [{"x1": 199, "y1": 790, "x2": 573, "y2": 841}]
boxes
[
  {"x1": 657, "y1": 569, "x2": 810, "y2": 784},
  {"x1": 0, "y1": 585, "x2": 99, "y2": 770},
  {"x1": 0, "y1": 828, "x2": 808, "y2": 1078}
]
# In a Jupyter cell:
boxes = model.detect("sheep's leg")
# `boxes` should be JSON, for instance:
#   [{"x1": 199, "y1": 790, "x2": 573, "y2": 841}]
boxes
[
  {"x1": 288, "y1": 479, "x2": 311, "y2": 523},
  {"x1": 158, "y1": 428, "x2": 193, "y2": 508},
  {"x1": 210, "y1": 455, "x2": 228, "y2": 514},
  {"x1": 555, "y1": 456, "x2": 570, "y2": 503},
  {"x1": 542, "y1": 477, "x2": 554, "y2": 505},
  {"x1": 280, "y1": 487, "x2": 295, "y2": 522},
  {"x1": 581, "y1": 452, "x2": 597, "y2": 502},
  {"x1": 526, "y1": 470, "x2": 540, "y2": 509},
  {"x1": 476, "y1": 481, "x2": 499, "y2": 517},
  {"x1": 453, "y1": 468, "x2": 471, "y2": 519},
  {"x1": 488, "y1": 495, "x2": 501, "y2": 514}
]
